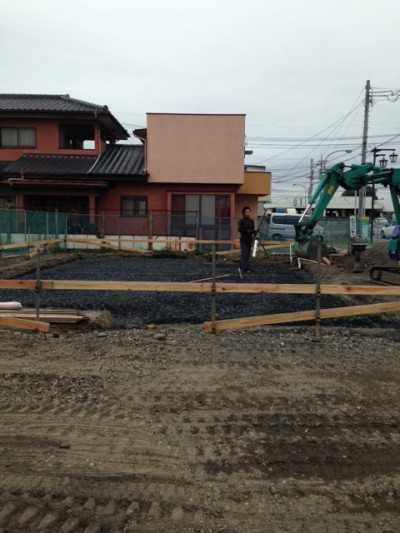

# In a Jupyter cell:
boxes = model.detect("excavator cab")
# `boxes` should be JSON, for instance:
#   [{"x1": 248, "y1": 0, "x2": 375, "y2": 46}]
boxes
[{"x1": 388, "y1": 225, "x2": 400, "y2": 261}]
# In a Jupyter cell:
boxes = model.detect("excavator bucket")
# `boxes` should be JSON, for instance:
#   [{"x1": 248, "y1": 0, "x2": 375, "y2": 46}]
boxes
[{"x1": 294, "y1": 236, "x2": 333, "y2": 265}]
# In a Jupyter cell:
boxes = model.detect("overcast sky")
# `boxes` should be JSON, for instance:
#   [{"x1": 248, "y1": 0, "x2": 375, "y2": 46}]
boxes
[{"x1": 2, "y1": 0, "x2": 400, "y2": 198}]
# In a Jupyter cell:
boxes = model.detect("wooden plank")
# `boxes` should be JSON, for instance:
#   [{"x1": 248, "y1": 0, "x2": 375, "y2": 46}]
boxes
[
  {"x1": 203, "y1": 301, "x2": 400, "y2": 331},
  {"x1": 215, "y1": 283, "x2": 316, "y2": 294},
  {"x1": 27, "y1": 240, "x2": 63, "y2": 259},
  {"x1": 191, "y1": 274, "x2": 230, "y2": 283},
  {"x1": 322, "y1": 285, "x2": 400, "y2": 296},
  {"x1": 0, "y1": 309, "x2": 81, "y2": 316},
  {"x1": 215, "y1": 249, "x2": 240, "y2": 255},
  {"x1": 0, "y1": 308, "x2": 86, "y2": 324},
  {"x1": 49, "y1": 280, "x2": 212, "y2": 292},
  {"x1": 259, "y1": 241, "x2": 293, "y2": 249},
  {"x1": 0, "y1": 239, "x2": 61, "y2": 252},
  {"x1": 0, "y1": 280, "x2": 209, "y2": 292},
  {"x1": 0, "y1": 316, "x2": 50, "y2": 332},
  {"x1": 0, "y1": 313, "x2": 84, "y2": 324},
  {"x1": 68, "y1": 237, "x2": 236, "y2": 246},
  {"x1": 1, "y1": 279, "x2": 400, "y2": 296}
]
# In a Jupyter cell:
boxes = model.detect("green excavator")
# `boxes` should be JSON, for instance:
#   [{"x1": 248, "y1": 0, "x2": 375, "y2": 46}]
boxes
[{"x1": 294, "y1": 162, "x2": 400, "y2": 281}]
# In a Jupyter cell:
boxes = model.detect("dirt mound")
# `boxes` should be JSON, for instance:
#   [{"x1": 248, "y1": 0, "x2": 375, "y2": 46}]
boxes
[{"x1": 304, "y1": 242, "x2": 396, "y2": 285}]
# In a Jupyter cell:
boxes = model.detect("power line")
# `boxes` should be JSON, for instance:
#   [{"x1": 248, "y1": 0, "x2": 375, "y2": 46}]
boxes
[{"x1": 252, "y1": 98, "x2": 364, "y2": 166}]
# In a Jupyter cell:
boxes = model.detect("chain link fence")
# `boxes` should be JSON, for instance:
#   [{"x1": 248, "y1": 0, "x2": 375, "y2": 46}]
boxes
[{"x1": 0, "y1": 208, "x2": 381, "y2": 257}]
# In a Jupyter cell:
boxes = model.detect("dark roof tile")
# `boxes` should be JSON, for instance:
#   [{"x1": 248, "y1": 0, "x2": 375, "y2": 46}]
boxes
[
  {"x1": 0, "y1": 94, "x2": 108, "y2": 113},
  {"x1": 1, "y1": 145, "x2": 146, "y2": 180},
  {"x1": 90, "y1": 144, "x2": 145, "y2": 176},
  {"x1": 3, "y1": 154, "x2": 97, "y2": 175}
]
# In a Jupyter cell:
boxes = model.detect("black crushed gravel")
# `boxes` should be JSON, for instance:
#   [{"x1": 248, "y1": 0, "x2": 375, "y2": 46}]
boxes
[{"x1": 1, "y1": 256, "x2": 397, "y2": 328}]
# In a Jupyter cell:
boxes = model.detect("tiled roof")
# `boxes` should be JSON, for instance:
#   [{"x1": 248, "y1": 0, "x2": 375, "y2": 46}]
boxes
[
  {"x1": 91, "y1": 144, "x2": 145, "y2": 177},
  {"x1": 3, "y1": 155, "x2": 97, "y2": 175},
  {"x1": 0, "y1": 94, "x2": 129, "y2": 140},
  {"x1": 0, "y1": 94, "x2": 108, "y2": 113},
  {"x1": 1, "y1": 145, "x2": 146, "y2": 179}
]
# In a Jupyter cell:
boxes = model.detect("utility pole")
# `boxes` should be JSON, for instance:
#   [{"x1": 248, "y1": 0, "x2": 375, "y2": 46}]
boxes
[
  {"x1": 308, "y1": 158, "x2": 315, "y2": 200},
  {"x1": 358, "y1": 80, "x2": 371, "y2": 231}
]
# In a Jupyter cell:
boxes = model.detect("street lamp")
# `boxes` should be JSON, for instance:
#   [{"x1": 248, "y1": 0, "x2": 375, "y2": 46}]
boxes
[
  {"x1": 321, "y1": 149, "x2": 353, "y2": 171},
  {"x1": 293, "y1": 184, "x2": 308, "y2": 209},
  {"x1": 371, "y1": 147, "x2": 398, "y2": 168},
  {"x1": 369, "y1": 147, "x2": 398, "y2": 241}
]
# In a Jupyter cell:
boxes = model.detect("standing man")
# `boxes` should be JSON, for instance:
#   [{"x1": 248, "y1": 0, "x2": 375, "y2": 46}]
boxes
[{"x1": 238, "y1": 206, "x2": 256, "y2": 274}]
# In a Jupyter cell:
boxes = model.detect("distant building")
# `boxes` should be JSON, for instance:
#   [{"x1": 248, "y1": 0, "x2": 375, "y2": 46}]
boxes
[{"x1": 258, "y1": 192, "x2": 386, "y2": 219}]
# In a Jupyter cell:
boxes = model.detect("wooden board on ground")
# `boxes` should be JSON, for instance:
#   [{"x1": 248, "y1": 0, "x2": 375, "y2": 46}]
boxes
[
  {"x1": 203, "y1": 301, "x2": 400, "y2": 331},
  {"x1": 0, "y1": 315, "x2": 50, "y2": 332},
  {"x1": 0, "y1": 310, "x2": 86, "y2": 324}
]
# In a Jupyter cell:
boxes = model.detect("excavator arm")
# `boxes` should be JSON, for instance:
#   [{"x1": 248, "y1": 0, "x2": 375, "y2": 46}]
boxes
[{"x1": 294, "y1": 162, "x2": 400, "y2": 265}]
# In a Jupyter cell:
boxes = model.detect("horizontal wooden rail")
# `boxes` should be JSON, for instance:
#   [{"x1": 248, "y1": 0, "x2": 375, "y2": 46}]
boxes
[
  {"x1": 0, "y1": 239, "x2": 62, "y2": 252},
  {"x1": 1, "y1": 279, "x2": 400, "y2": 296},
  {"x1": 68, "y1": 237, "x2": 291, "y2": 247},
  {"x1": 203, "y1": 301, "x2": 400, "y2": 331},
  {"x1": 0, "y1": 235, "x2": 293, "y2": 251}
]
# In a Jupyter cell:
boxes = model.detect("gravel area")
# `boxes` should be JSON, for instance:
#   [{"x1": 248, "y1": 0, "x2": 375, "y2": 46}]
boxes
[{"x1": 0, "y1": 254, "x2": 397, "y2": 328}]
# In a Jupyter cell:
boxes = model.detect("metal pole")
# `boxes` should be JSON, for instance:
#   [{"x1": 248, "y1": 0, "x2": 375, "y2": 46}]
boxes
[
  {"x1": 308, "y1": 158, "x2": 314, "y2": 199},
  {"x1": 370, "y1": 148, "x2": 378, "y2": 242},
  {"x1": 211, "y1": 244, "x2": 217, "y2": 334},
  {"x1": 358, "y1": 80, "x2": 371, "y2": 231},
  {"x1": 148, "y1": 211, "x2": 153, "y2": 251},
  {"x1": 315, "y1": 240, "x2": 321, "y2": 340},
  {"x1": 118, "y1": 215, "x2": 121, "y2": 251},
  {"x1": 35, "y1": 254, "x2": 41, "y2": 321},
  {"x1": 370, "y1": 186, "x2": 375, "y2": 242}
]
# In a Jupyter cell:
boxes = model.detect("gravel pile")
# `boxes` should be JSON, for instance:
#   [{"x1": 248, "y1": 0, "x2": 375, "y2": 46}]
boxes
[{"x1": 0, "y1": 256, "x2": 396, "y2": 328}]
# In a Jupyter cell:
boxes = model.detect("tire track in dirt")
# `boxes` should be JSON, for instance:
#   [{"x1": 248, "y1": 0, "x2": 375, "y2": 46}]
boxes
[
  {"x1": 0, "y1": 405, "x2": 207, "y2": 532},
  {"x1": 1, "y1": 322, "x2": 400, "y2": 531}
]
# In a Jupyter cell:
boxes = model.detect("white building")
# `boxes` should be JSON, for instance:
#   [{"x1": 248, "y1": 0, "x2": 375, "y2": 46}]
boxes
[{"x1": 258, "y1": 192, "x2": 389, "y2": 219}]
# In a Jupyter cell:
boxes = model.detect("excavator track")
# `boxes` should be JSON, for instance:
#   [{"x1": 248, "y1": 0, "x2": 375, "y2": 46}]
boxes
[{"x1": 369, "y1": 266, "x2": 400, "y2": 285}]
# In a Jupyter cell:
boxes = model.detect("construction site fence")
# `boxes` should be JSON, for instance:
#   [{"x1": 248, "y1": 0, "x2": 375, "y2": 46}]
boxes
[{"x1": 0, "y1": 208, "x2": 380, "y2": 257}]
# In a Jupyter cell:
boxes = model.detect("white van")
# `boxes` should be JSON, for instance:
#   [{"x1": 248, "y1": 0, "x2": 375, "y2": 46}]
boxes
[{"x1": 266, "y1": 213, "x2": 324, "y2": 241}]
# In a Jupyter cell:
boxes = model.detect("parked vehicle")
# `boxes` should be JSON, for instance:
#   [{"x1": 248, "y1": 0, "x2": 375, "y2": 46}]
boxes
[
  {"x1": 267, "y1": 213, "x2": 324, "y2": 241},
  {"x1": 376, "y1": 216, "x2": 388, "y2": 226},
  {"x1": 380, "y1": 224, "x2": 397, "y2": 239}
]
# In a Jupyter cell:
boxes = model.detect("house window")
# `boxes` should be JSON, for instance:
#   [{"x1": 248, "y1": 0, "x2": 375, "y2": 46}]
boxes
[
  {"x1": 0, "y1": 128, "x2": 36, "y2": 148},
  {"x1": 121, "y1": 196, "x2": 147, "y2": 216},
  {"x1": 170, "y1": 194, "x2": 231, "y2": 241},
  {"x1": 59, "y1": 123, "x2": 95, "y2": 150},
  {"x1": 171, "y1": 194, "x2": 230, "y2": 224}
]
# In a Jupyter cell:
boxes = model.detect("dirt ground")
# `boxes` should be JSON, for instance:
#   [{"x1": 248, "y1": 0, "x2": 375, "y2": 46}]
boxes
[{"x1": 0, "y1": 245, "x2": 399, "y2": 532}]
